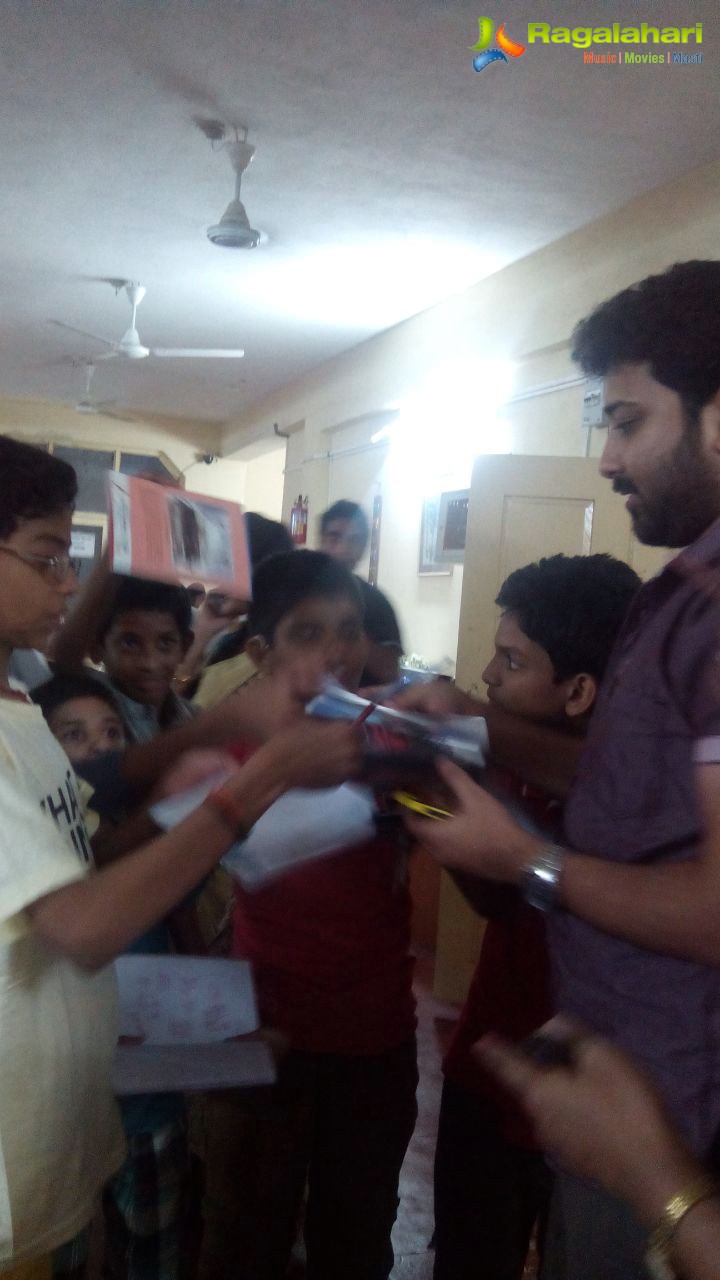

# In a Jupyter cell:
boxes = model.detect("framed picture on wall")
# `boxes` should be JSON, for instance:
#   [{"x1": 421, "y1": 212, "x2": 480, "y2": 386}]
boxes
[
  {"x1": 70, "y1": 520, "x2": 105, "y2": 587},
  {"x1": 419, "y1": 496, "x2": 453, "y2": 577},
  {"x1": 435, "y1": 489, "x2": 470, "y2": 565}
]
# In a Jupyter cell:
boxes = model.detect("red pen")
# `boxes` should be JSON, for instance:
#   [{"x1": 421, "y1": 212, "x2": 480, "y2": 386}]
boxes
[{"x1": 353, "y1": 702, "x2": 376, "y2": 726}]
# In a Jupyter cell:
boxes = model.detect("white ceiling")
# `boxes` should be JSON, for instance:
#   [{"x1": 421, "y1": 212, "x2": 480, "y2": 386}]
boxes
[{"x1": 0, "y1": 0, "x2": 718, "y2": 426}]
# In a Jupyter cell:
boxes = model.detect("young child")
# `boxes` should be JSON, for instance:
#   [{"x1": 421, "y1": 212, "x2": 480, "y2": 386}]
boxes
[
  {"x1": 31, "y1": 672, "x2": 194, "y2": 1280},
  {"x1": 432, "y1": 553, "x2": 641, "y2": 1280},
  {"x1": 196, "y1": 550, "x2": 418, "y2": 1280},
  {"x1": 319, "y1": 500, "x2": 403, "y2": 686},
  {"x1": 169, "y1": 512, "x2": 294, "y2": 706},
  {"x1": 0, "y1": 436, "x2": 362, "y2": 1277},
  {"x1": 32, "y1": 672, "x2": 126, "y2": 763},
  {"x1": 55, "y1": 573, "x2": 196, "y2": 742},
  {"x1": 53, "y1": 569, "x2": 209, "y2": 946}
]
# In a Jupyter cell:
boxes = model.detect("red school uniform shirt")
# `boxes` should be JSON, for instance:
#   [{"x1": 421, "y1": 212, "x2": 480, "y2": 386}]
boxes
[
  {"x1": 443, "y1": 770, "x2": 560, "y2": 1147},
  {"x1": 228, "y1": 741, "x2": 416, "y2": 1056}
]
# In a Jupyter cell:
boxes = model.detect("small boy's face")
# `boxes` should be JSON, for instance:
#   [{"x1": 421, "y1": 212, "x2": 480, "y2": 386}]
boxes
[
  {"x1": 258, "y1": 593, "x2": 368, "y2": 698},
  {"x1": 99, "y1": 609, "x2": 189, "y2": 709},
  {"x1": 320, "y1": 519, "x2": 367, "y2": 571},
  {"x1": 0, "y1": 510, "x2": 77, "y2": 652},
  {"x1": 482, "y1": 611, "x2": 571, "y2": 723},
  {"x1": 48, "y1": 696, "x2": 126, "y2": 764}
]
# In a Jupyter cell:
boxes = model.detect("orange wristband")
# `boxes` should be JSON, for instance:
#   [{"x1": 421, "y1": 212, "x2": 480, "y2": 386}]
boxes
[{"x1": 204, "y1": 787, "x2": 252, "y2": 840}]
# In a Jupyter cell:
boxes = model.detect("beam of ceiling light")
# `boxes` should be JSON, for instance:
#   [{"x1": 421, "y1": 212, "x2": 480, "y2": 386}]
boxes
[
  {"x1": 381, "y1": 356, "x2": 515, "y2": 501},
  {"x1": 233, "y1": 239, "x2": 506, "y2": 330}
]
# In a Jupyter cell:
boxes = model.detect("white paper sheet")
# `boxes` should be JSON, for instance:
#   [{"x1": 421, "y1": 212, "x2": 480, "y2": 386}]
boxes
[
  {"x1": 221, "y1": 783, "x2": 377, "y2": 889},
  {"x1": 113, "y1": 1040, "x2": 276, "y2": 1094},
  {"x1": 149, "y1": 771, "x2": 229, "y2": 830},
  {"x1": 115, "y1": 955, "x2": 260, "y2": 1044}
]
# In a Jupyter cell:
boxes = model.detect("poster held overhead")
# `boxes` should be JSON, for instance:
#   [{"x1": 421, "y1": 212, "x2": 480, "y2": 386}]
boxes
[{"x1": 107, "y1": 472, "x2": 251, "y2": 597}]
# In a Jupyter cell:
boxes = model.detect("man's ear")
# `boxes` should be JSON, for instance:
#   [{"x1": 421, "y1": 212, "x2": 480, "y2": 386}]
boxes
[
  {"x1": 563, "y1": 672, "x2": 597, "y2": 720},
  {"x1": 245, "y1": 634, "x2": 269, "y2": 670}
]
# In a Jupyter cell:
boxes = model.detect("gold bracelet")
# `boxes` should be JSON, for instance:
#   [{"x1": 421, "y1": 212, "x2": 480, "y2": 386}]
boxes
[{"x1": 645, "y1": 1174, "x2": 717, "y2": 1280}]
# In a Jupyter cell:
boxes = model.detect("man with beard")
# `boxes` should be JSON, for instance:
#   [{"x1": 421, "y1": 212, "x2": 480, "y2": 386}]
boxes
[{"x1": 401, "y1": 261, "x2": 720, "y2": 1279}]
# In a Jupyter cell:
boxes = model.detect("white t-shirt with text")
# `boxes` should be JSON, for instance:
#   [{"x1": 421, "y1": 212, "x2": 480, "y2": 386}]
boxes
[{"x1": 0, "y1": 696, "x2": 124, "y2": 1266}]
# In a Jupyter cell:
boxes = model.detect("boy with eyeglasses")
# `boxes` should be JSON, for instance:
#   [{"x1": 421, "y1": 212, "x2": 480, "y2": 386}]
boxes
[{"x1": 0, "y1": 436, "x2": 364, "y2": 1278}]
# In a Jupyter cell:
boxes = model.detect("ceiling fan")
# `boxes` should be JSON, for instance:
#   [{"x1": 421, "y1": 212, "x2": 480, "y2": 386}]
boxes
[
  {"x1": 72, "y1": 361, "x2": 135, "y2": 422},
  {"x1": 50, "y1": 280, "x2": 245, "y2": 362}
]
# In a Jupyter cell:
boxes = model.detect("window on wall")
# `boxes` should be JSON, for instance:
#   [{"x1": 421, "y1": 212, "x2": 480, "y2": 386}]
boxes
[
  {"x1": 53, "y1": 446, "x2": 115, "y2": 511},
  {"x1": 119, "y1": 453, "x2": 177, "y2": 482},
  {"x1": 14, "y1": 441, "x2": 181, "y2": 512},
  {"x1": 34, "y1": 444, "x2": 181, "y2": 508}
]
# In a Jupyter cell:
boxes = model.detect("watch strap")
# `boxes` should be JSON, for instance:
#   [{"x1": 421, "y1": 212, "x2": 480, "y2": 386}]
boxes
[{"x1": 521, "y1": 845, "x2": 566, "y2": 912}]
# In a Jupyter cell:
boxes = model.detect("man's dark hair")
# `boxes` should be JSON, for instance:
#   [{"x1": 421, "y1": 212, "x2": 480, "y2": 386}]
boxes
[
  {"x1": 496, "y1": 554, "x2": 641, "y2": 682},
  {"x1": 32, "y1": 672, "x2": 122, "y2": 722},
  {"x1": 245, "y1": 512, "x2": 293, "y2": 568},
  {"x1": 98, "y1": 577, "x2": 193, "y2": 641},
  {"x1": 0, "y1": 437, "x2": 77, "y2": 540},
  {"x1": 247, "y1": 550, "x2": 363, "y2": 643},
  {"x1": 572, "y1": 261, "x2": 720, "y2": 411},
  {"x1": 319, "y1": 500, "x2": 370, "y2": 544}
]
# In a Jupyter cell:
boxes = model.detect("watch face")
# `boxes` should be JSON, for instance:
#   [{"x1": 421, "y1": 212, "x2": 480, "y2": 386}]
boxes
[{"x1": 645, "y1": 1246, "x2": 676, "y2": 1280}]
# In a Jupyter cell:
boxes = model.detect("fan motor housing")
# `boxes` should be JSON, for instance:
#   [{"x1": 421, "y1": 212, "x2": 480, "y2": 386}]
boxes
[{"x1": 207, "y1": 199, "x2": 261, "y2": 249}]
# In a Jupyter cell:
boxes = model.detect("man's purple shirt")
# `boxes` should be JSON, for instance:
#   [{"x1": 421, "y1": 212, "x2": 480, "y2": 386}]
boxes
[{"x1": 553, "y1": 519, "x2": 720, "y2": 1157}]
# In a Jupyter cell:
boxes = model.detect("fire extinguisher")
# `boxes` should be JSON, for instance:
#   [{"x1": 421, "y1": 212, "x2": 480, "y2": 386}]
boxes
[{"x1": 290, "y1": 494, "x2": 308, "y2": 545}]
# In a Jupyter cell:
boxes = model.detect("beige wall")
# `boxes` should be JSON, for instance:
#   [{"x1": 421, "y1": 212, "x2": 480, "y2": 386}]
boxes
[
  {"x1": 242, "y1": 443, "x2": 286, "y2": 520},
  {"x1": 0, "y1": 394, "x2": 250, "y2": 503},
  {"x1": 222, "y1": 155, "x2": 720, "y2": 669},
  {"x1": 0, "y1": 394, "x2": 218, "y2": 464},
  {"x1": 9, "y1": 155, "x2": 720, "y2": 657},
  {"x1": 1, "y1": 388, "x2": 284, "y2": 525}
]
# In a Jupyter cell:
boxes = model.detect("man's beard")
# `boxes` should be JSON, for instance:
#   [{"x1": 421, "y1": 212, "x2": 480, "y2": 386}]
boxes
[{"x1": 614, "y1": 417, "x2": 720, "y2": 547}]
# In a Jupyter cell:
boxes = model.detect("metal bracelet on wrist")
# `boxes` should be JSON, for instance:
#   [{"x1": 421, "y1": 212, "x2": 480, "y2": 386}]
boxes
[{"x1": 521, "y1": 845, "x2": 567, "y2": 913}]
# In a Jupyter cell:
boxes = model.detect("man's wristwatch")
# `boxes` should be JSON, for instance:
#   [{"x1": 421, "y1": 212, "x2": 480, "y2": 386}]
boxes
[{"x1": 521, "y1": 845, "x2": 566, "y2": 912}]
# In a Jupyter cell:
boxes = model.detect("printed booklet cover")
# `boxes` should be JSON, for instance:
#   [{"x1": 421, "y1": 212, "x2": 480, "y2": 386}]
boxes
[{"x1": 107, "y1": 472, "x2": 251, "y2": 597}]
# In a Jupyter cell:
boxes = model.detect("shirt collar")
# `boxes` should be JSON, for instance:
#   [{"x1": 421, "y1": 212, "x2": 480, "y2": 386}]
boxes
[
  {"x1": 667, "y1": 517, "x2": 720, "y2": 571},
  {"x1": 111, "y1": 684, "x2": 192, "y2": 733}
]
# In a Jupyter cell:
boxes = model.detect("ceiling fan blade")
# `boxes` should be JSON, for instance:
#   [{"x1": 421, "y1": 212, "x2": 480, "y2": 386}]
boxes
[
  {"x1": 151, "y1": 348, "x2": 245, "y2": 359},
  {"x1": 101, "y1": 409, "x2": 141, "y2": 423},
  {"x1": 49, "y1": 319, "x2": 117, "y2": 349}
]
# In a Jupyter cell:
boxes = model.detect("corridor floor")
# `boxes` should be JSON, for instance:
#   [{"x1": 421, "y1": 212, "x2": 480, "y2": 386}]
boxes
[
  {"x1": 389, "y1": 948, "x2": 447, "y2": 1279},
  {"x1": 390, "y1": 948, "x2": 539, "y2": 1280}
]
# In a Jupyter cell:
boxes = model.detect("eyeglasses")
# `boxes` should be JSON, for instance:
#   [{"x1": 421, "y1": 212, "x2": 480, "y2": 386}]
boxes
[{"x1": 0, "y1": 545, "x2": 79, "y2": 583}]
